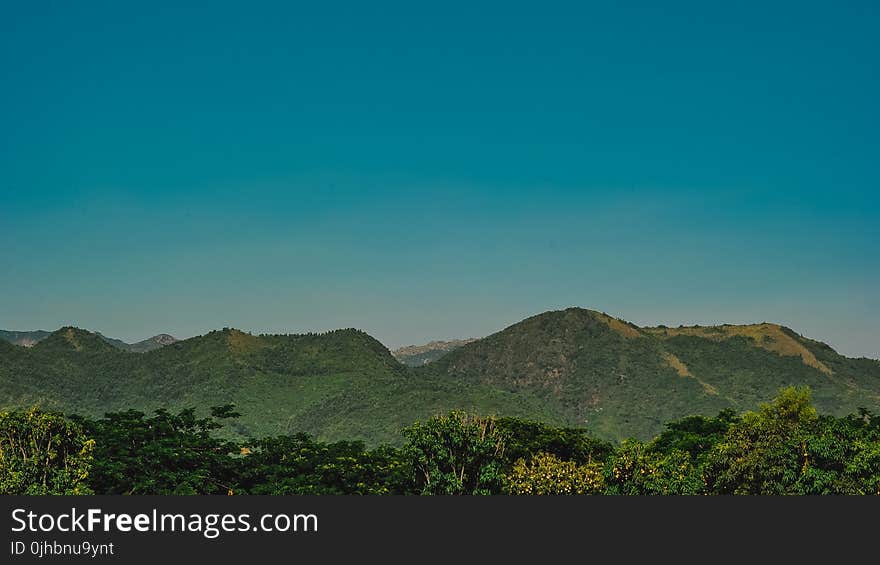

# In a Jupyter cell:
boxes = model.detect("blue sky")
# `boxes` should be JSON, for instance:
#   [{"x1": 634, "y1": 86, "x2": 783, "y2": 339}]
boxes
[{"x1": 2, "y1": 1, "x2": 877, "y2": 357}]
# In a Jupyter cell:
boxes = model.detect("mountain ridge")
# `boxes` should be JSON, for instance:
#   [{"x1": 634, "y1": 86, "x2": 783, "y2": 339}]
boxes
[
  {"x1": 0, "y1": 329, "x2": 51, "y2": 348},
  {"x1": 1, "y1": 307, "x2": 877, "y2": 444},
  {"x1": 1, "y1": 328, "x2": 178, "y2": 353}
]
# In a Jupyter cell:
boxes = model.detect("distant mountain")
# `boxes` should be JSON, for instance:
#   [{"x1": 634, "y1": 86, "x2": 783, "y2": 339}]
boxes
[
  {"x1": 98, "y1": 333, "x2": 178, "y2": 353},
  {"x1": 1, "y1": 328, "x2": 177, "y2": 353},
  {"x1": 0, "y1": 308, "x2": 877, "y2": 445},
  {"x1": 130, "y1": 333, "x2": 178, "y2": 352},
  {"x1": 0, "y1": 330, "x2": 51, "y2": 348},
  {"x1": 393, "y1": 339, "x2": 478, "y2": 366}
]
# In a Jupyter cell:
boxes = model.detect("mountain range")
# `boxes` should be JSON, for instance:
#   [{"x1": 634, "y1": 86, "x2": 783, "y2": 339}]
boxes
[
  {"x1": 1, "y1": 308, "x2": 878, "y2": 445},
  {"x1": 0, "y1": 329, "x2": 177, "y2": 352},
  {"x1": 0, "y1": 330, "x2": 52, "y2": 348}
]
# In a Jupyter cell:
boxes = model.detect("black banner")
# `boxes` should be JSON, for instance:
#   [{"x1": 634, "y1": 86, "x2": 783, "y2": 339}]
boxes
[{"x1": 0, "y1": 496, "x2": 873, "y2": 562}]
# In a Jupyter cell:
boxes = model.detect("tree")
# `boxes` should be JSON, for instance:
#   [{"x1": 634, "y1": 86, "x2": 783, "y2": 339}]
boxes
[
  {"x1": 704, "y1": 387, "x2": 818, "y2": 494},
  {"x1": 0, "y1": 408, "x2": 94, "y2": 495},
  {"x1": 402, "y1": 411, "x2": 507, "y2": 495},
  {"x1": 796, "y1": 410, "x2": 880, "y2": 494},
  {"x1": 81, "y1": 406, "x2": 240, "y2": 495},
  {"x1": 237, "y1": 434, "x2": 408, "y2": 495},
  {"x1": 506, "y1": 452, "x2": 604, "y2": 495},
  {"x1": 604, "y1": 439, "x2": 703, "y2": 495},
  {"x1": 650, "y1": 410, "x2": 738, "y2": 463},
  {"x1": 497, "y1": 417, "x2": 614, "y2": 467}
]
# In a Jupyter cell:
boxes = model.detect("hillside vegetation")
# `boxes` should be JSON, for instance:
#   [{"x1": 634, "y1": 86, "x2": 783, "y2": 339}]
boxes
[
  {"x1": 3, "y1": 388, "x2": 879, "y2": 495},
  {"x1": 1, "y1": 308, "x2": 878, "y2": 444}
]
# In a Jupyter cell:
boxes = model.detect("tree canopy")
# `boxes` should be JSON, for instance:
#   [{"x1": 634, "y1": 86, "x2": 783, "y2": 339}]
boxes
[{"x1": 1, "y1": 387, "x2": 878, "y2": 495}]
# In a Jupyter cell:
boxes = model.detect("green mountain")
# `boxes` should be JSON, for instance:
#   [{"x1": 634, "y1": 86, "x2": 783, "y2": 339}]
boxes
[
  {"x1": 1, "y1": 328, "x2": 177, "y2": 353},
  {"x1": 33, "y1": 326, "x2": 120, "y2": 354},
  {"x1": 1, "y1": 309, "x2": 878, "y2": 445},
  {"x1": 423, "y1": 308, "x2": 880, "y2": 440},
  {"x1": 0, "y1": 326, "x2": 548, "y2": 445},
  {"x1": 393, "y1": 339, "x2": 478, "y2": 366}
]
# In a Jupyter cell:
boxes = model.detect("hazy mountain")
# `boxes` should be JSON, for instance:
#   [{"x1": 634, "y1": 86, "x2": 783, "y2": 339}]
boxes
[
  {"x1": 1, "y1": 328, "x2": 177, "y2": 353},
  {"x1": 0, "y1": 330, "x2": 51, "y2": 348},
  {"x1": 98, "y1": 333, "x2": 178, "y2": 353},
  {"x1": 0, "y1": 309, "x2": 877, "y2": 444},
  {"x1": 392, "y1": 338, "x2": 478, "y2": 366}
]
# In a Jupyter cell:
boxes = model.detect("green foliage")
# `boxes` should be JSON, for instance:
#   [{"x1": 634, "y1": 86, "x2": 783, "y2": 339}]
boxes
[
  {"x1": 650, "y1": 410, "x2": 739, "y2": 462},
  {"x1": 80, "y1": 406, "x2": 240, "y2": 494},
  {"x1": 505, "y1": 452, "x2": 604, "y2": 495},
  {"x1": 402, "y1": 412, "x2": 507, "y2": 495},
  {"x1": 237, "y1": 435, "x2": 408, "y2": 495},
  {"x1": 704, "y1": 387, "x2": 818, "y2": 494},
  {"x1": 0, "y1": 408, "x2": 94, "y2": 494},
  {"x1": 4, "y1": 387, "x2": 880, "y2": 496},
  {"x1": 604, "y1": 440, "x2": 703, "y2": 495},
  {"x1": 796, "y1": 412, "x2": 880, "y2": 494},
  {"x1": 497, "y1": 417, "x2": 615, "y2": 465}
]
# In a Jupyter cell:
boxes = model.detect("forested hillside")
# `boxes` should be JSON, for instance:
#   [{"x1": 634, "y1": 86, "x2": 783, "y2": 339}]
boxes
[
  {"x1": 1, "y1": 309, "x2": 878, "y2": 444},
  {"x1": 2, "y1": 388, "x2": 879, "y2": 495}
]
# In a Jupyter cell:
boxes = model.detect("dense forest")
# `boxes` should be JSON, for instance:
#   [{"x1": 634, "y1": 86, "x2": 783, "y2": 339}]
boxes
[{"x1": 2, "y1": 387, "x2": 878, "y2": 495}]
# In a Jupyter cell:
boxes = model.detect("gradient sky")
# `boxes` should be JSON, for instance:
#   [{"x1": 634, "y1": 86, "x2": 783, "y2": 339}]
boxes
[{"x1": 2, "y1": 1, "x2": 878, "y2": 357}]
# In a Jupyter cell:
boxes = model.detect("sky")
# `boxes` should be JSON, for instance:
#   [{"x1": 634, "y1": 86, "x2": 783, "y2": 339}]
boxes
[{"x1": 1, "y1": 1, "x2": 877, "y2": 357}]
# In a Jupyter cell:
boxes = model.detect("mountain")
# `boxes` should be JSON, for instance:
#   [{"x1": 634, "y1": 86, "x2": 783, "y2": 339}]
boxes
[
  {"x1": 423, "y1": 308, "x2": 880, "y2": 440},
  {"x1": 1, "y1": 328, "x2": 177, "y2": 353},
  {"x1": 135, "y1": 333, "x2": 178, "y2": 350},
  {"x1": 98, "y1": 333, "x2": 178, "y2": 353},
  {"x1": 0, "y1": 326, "x2": 538, "y2": 445},
  {"x1": 0, "y1": 330, "x2": 51, "y2": 347},
  {"x1": 0, "y1": 308, "x2": 877, "y2": 445},
  {"x1": 33, "y1": 326, "x2": 120, "y2": 354},
  {"x1": 393, "y1": 339, "x2": 478, "y2": 366}
]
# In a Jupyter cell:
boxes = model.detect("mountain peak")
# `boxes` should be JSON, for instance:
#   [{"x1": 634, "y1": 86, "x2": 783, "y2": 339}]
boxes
[
  {"x1": 126, "y1": 333, "x2": 178, "y2": 352},
  {"x1": 35, "y1": 327, "x2": 119, "y2": 353},
  {"x1": 517, "y1": 307, "x2": 643, "y2": 339},
  {"x1": 150, "y1": 334, "x2": 177, "y2": 345}
]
